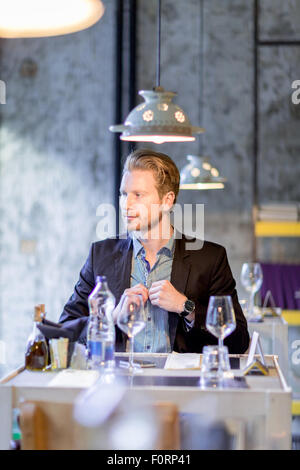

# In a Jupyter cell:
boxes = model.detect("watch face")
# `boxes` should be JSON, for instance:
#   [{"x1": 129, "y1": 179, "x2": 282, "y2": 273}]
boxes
[
  {"x1": 184, "y1": 299, "x2": 195, "y2": 313},
  {"x1": 180, "y1": 299, "x2": 195, "y2": 317}
]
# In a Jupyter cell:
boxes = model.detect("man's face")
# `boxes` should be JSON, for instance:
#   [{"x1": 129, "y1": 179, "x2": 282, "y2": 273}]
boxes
[{"x1": 120, "y1": 169, "x2": 166, "y2": 235}]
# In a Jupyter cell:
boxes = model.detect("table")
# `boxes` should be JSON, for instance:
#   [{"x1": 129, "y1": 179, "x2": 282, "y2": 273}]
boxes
[{"x1": 0, "y1": 353, "x2": 292, "y2": 450}]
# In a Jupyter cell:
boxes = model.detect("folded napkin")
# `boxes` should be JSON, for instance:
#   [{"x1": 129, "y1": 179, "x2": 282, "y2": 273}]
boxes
[
  {"x1": 164, "y1": 352, "x2": 201, "y2": 370},
  {"x1": 38, "y1": 317, "x2": 89, "y2": 344}
]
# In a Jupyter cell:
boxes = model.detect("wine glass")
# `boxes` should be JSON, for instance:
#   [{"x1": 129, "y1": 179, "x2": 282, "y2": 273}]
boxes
[
  {"x1": 205, "y1": 296, "x2": 236, "y2": 350},
  {"x1": 240, "y1": 263, "x2": 263, "y2": 321},
  {"x1": 117, "y1": 293, "x2": 146, "y2": 374},
  {"x1": 205, "y1": 296, "x2": 236, "y2": 381}
]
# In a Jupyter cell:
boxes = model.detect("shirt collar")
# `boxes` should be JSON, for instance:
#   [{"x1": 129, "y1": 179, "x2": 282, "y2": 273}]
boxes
[{"x1": 131, "y1": 230, "x2": 175, "y2": 259}]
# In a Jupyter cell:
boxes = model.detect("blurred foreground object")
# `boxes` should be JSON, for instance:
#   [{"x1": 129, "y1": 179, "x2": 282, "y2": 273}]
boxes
[{"x1": 19, "y1": 375, "x2": 180, "y2": 450}]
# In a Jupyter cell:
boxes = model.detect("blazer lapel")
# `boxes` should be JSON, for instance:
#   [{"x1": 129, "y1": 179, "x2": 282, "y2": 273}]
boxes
[
  {"x1": 113, "y1": 236, "x2": 133, "y2": 304},
  {"x1": 169, "y1": 234, "x2": 192, "y2": 349},
  {"x1": 171, "y1": 235, "x2": 192, "y2": 293}
]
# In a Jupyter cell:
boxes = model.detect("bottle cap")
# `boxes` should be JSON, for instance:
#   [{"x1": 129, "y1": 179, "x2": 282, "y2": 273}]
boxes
[
  {"x1": 34, "y1": 305, "x2": 43, "y2": 322},
  {"x1": 96, "y1": 275, "x2": 106, "y2": 284}
]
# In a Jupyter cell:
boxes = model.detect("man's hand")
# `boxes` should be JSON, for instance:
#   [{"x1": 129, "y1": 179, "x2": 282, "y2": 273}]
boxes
[
  {"x1": 148, "y1": 280, "x2": 187, "y2": 314},
  {"x1": 123, "y1": 283, "x2": 149, "y2": 304},
  {"x1": 112, "y1": 283, "x2": 148, "y2": 323}
]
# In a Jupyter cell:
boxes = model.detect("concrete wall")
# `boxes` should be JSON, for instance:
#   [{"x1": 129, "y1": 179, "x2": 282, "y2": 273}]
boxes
[
  {"x1": 135, "y1": 0, "x2": 300, "y2": 293},
  {"x1": 135, "y1": 0, "x2": 254, "y2": 296},
  {"x1": 0, "y1": 0, "x2": 116, "y2": 370},
  {"x1": 257, "y1": 0, "x2": 300, "y2": 265},
  {"x1": 0, "y1": 0, "x2": 299, "y2": 369}
]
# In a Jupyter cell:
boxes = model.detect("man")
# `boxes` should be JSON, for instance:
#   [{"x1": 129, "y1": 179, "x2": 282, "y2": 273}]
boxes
[{"x1": 59, "y1": 149, "x2": 249, "y2": 353}]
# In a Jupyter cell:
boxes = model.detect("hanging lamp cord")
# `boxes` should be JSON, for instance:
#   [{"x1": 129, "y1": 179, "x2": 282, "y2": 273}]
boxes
[
  {"x1": 156, "y1": 0, "x2": 162, "y2": 88},
  {"x1": 199, "y1": 0, "x2": 204, "y2": 154}
]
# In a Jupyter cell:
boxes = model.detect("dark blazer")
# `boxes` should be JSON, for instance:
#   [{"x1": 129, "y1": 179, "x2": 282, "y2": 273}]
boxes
[{"x1": 59, "y1": 234, "x2": 249, "y2": 354}]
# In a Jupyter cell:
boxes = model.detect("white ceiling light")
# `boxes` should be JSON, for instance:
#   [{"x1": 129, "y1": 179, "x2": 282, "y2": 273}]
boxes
[
  {"x1": 0, "y1": 0, "x2": 105, "y2": 38},
  {"x1": 180, "y1": 155, "x2": 226, "y2": 190}
]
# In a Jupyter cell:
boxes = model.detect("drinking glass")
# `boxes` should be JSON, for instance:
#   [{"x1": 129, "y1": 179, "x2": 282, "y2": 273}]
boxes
[
  {"x1": 117, "y1": 293, "x2": 146, "y2": 374},
  {"x1": 200, "y1": 345, "x2": 231, "y2": 385},
  {"x1": 240, "y1": 263, "x2": 263, "y2": 321},
  {"x1": 205, "y1": 295, "x2": 236, "y2": 351}
]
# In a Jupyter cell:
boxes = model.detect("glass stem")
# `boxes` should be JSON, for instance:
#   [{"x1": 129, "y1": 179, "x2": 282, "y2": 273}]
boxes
[
  {"x1": 129, "y1": 335, "x2": 134, "y2": 373},
  {"x1": 249, "y1": 290, "x2": 255, "y2": 317},
  {"x1": 218, "y1": 337, "x2": 224, "y2": 377}
]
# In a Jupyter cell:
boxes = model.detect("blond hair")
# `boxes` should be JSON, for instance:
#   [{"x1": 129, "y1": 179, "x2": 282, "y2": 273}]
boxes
[{"x1": 123, "y1": 148, "x2": 180, "y2": 203}]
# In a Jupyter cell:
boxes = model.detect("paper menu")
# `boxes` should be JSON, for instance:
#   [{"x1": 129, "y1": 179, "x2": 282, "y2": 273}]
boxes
[{"x1": 164, "y1": 352, "x2": 201, "y2": 370}]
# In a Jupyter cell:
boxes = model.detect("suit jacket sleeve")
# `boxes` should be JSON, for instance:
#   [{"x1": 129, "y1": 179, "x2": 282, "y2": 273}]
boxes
[
  {"x1": 207, "y1": 246, "x2": 249, "y2": 353},
  {"x1": 183, "y1": 246, "x2": 249, "y2": 354},
  {"x1": 58, "y1": 244, "x2": 95, "y2": 341}
]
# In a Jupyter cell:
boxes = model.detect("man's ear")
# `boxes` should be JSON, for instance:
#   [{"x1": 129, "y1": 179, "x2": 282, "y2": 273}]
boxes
[{"x1": 161, "y1": 191, "x2": 175, "y2": 212}]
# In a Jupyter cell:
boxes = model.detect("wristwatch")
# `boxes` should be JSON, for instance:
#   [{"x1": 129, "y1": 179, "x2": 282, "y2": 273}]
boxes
[{"x1": 180, "y1": 299, "x2": 195, "y2": 318}]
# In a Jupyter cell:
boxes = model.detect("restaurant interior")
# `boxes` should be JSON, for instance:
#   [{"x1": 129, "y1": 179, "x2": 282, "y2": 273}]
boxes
[{"x1": 0, "y1": 0, "x2": 300, "y2": 452}]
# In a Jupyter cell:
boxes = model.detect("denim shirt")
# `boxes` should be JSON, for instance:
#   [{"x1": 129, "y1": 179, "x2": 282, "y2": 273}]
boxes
[{"x1": 129, "y1": 234, "x2": 175, "y2": 353}]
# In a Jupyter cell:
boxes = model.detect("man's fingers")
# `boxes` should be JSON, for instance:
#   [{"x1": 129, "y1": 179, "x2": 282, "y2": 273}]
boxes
[
  {"x1": 149, "y1": 296, "x2": 159, "y2": 306},
  {"x1": 124, "y1": 283, "x2": 147, "y2": 294},
  {"x1": 124, "y1": 284, "x2": 148, "y2": 303},
  {"x1": 149, "y1": 291, "x2": 161, "y2": 303},
  {"x1": 148, "y1": 285, "x2": 161, "y2": 295},
  {"x1": 150, "y1": 280, "x2": 166, "y2": 288},
  {"x1": 149, "y1": 280, "x2": 170, "y2": 293},
  {"x1": 148, "y1": 292, "x2": 156, "y2": 301}
]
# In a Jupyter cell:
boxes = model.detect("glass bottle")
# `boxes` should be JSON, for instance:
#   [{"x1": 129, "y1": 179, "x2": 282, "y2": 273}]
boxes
[
  {"x1": 87, "y1": 276, "x2": 116, "y2": 370},
  {"x1": 25, "y1": 305, "x2": 48, "y2": 371}
]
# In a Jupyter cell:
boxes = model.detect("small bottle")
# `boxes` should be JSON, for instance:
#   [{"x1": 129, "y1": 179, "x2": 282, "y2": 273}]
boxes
[
  {"x1": 25, "y1": 305, "x2": 48, "y2": 371},
  {"x1": 39, "y1": 303, "x2": 51, "y2": 366},
  {"x1": 87, "y1": 276, "x2": 116, "y2": 370}
]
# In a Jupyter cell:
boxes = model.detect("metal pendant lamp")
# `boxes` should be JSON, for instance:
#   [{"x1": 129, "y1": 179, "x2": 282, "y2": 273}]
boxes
[
  {"x1": 180, "y1": 155, "x2": 226, "y2": 190},
  {"x1": 109, "y1": 0, "x2": 204, "y2": 144},
  {"x1": 0, "y1": 0, "x2": 105, "y2": 38},
  {"x1": 179, "y1": 3, "x2": 225, "y2": 191}
]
